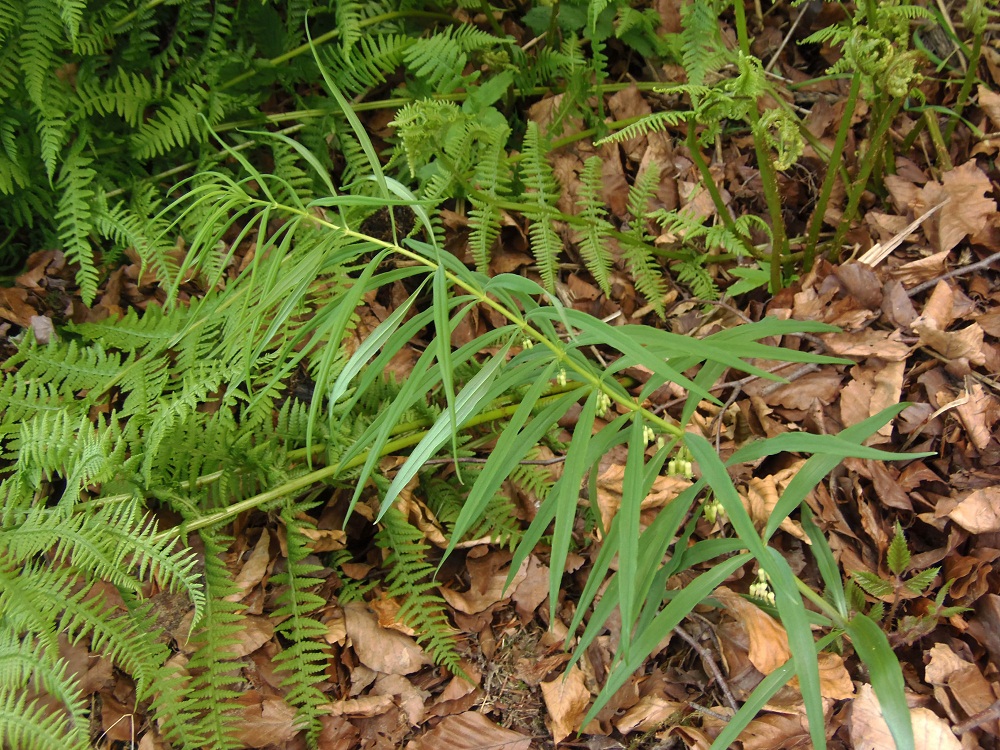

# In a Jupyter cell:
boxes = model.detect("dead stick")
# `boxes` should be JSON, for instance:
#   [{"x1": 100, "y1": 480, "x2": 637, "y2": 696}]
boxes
[
  {"x1": 673, "y1": 624, "x2": 740, "y2": 713},
  {"x1": 953, "y1": 699, "x2": 1000, "y2": 735},
  {"x1": 907, "y1": 250, "x2": 1000, "y2": 298}
]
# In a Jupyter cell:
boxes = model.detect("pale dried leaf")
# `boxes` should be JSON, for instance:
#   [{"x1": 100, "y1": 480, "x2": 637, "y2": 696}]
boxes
[
  {"x1": 541, "y1": 664, "x2": 590, "y2": 745},
  {"x1": 614, "y1": 694, "x2": 685, "y2": 734},
  {"x1": 980, "y1": 85, "x2": 1000, "y2": 131},
  {"x1": 325, "y1": 694, "x2": 396, "y2": 717},
  {"x1": 405, "y1": 711, "x2": 532, "y2": 750},
  {"x1": 948, "y1": 487, "x2": 1000, "y2": 534},
  {"x1": 234, "y1": 694, "x2": 298, "y2": 748},
  {"x1": 851, "y1": 683, "x2": 961, "y2": 750},
  {"x1": 439, "y1": 550, "x2": 529, "y2": 614},
  {"x1": 230, "y1": 528, "x2": 271, "y2": 601},
  {"x1": 715, "y1": 587, "x2": 791, "y2": 675},
  {"x1": 343, "y1": 601, "x2": 431, "y2": 675}
]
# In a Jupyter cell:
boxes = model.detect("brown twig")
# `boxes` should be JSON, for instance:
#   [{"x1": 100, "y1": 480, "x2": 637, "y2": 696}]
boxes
[
  {"x1": 420, "y1": 455, "x2": 567, "y2": 466},
  {"x1": 953, "y1": 699, "x2": 1000, "y2": 735},
  {"x1": 907, "y1": 250, "x2": 1000, "y2": 298},
  {"x1": 673, "y1": 624, "x2": 740, "y2": 713}
]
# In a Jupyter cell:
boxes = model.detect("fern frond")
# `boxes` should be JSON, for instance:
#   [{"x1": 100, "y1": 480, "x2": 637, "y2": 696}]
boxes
[
  {"x1": 622, "y1": 164, "x2": 667, "y2": 316},
  {"x1": 54, "y1": 150, "x2": 99, "y2": 303},
  {"x1": 156, "y1": 532, "x2": 244, "y2": 750},
  {"x1": 271, "y1": 507, "x2": 331, "y2": 742},
  {"x1": 377, "y1": 505, "x2": 460, "y2": 673},
  {"x1": 597, "y1": 110, "x2": 691, "y2": 145},
  {"x1": 520, "y1": 122, "x2": 562, "y2": 292},
  {"x1": 131, "y1": 85, "x2": 210, "y2": 159},
  {"x1": 680, "y1": 0, "x2": 728, "y2": 89},
  {"x1": 575, "y1": 155, "x2": 614, "y2": 296},
  {"x1": 0, "y1": 628, "x2": 91, "y2": 750},
  {"x1": 20, "y1": 0, "x2": 63, "y2": 107},
  {"x1": 0, "y1": 688, "x2": 89, "y2": 750}
]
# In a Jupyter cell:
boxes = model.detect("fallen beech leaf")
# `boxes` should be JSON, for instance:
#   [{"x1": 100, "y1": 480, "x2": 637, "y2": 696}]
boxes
[
  {"x1": 614, "y1": 694, "x2": 685, "y2": 734},
  {"x1": 541, "y1": 664, "x2": 590, "y2": 745},
  {"x1": 925, "y1": 643, "x2": 999, "y2": 732},
  {"x1": 948, "y1": 487, "x2": 1000, "y2": 533},
  {"x1": 715, "y1": 587, "x2": 791, "y2": 675},
  {"x1": 343, "y1": 601, "x2": 431, "y2": 675},
  {"x1": 230, "y1": 528, "x2": 271, "y2": 600},
  {"x1": 817, "y1": 651, "x2": 855, "y2": 700},
  {"x1": 889, "y1": 250, "x2": 951, "y2": 287},
  {"x1": 439, "y1": 550, "x2": 529, "y2": 614},
  {"x1": 740, "y1": 712, "x2": 811, "y2": 750},
  {"x1": 918, "y1": 161, "x2": 997, "y2": 254},
  {"x1": 234, "y1": 693, "x2": 298, "y2": 748},
  {"x1": 912, "y1": 318, "x2": 987, "y2": 366},
  {"x1": 954, "y1": 383, "x2": 1000, "y2": 450},
  {"x1": 325, "y1": 694, "x2": 395, "y2": 717},
  {"x1": 850, "y1": 683, "x2": 960, "y2": 750},
  {"x1": 404, "y1": 711, "x2": 531, "y2": 750}
]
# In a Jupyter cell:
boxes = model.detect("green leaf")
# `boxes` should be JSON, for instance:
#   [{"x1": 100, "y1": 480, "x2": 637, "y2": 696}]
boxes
[
  {"x1": 904, "y1": 567, "x2": 938, "y2": 596},
  {"x1": 801, "y1": 507, "x2": 848, "y2": 620},
  {"x1": 846, "y1": 614, "x2": 914, "y2": 750},
  {"x1": 887, "y1": 522, "x2": 910, "y2": 576},
  {"x1": 851, "y1": 570, "x2": 893, "y2": 599},
  {"x1": 377, "y1": 339, "x2": 514, "y2": 520}
]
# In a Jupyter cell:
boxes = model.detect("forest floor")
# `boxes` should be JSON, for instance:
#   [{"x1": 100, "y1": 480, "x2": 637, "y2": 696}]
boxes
[{"x1": 4, "y1": 3, "x2": 1000, "y2": 749}]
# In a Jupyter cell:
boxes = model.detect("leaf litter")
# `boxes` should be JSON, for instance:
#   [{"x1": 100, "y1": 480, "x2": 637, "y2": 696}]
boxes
[{"x1": 4, "y1": 3, "x2": 1000, "y2": 749}]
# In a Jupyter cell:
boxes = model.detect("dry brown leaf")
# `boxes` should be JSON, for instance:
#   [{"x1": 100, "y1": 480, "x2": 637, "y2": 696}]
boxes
[
  {"x1": 298, "y1": 524, "x2": 346, "y2": 553},
  {"x1": 512, "y1": 554, "x2": 549, "y2": 621},
  {"x1": 925, "y1": 643, "x2": 1000, "y2": 733},
  {"x1": 372, "y1": 673, "x2": 429, "y2": 726},
  {"x1": 614, "y1": 694, "x2": 685, "y2": 734},
  {"x1": 916, "y1": 161, "x2": 997, "y2": 254},
  {"x1": 229, "y1": 528, "x2": 271, "y2": 601},
  {"x1": 405, "y1": 711, "x2": 531, "y2": 750},
  {"x1": 439, "y1": 550, "x2": 529, "y2": 614},
  {"x1": 912, "y1": 318, "x2": 987, "y2": 367},
  {"x1": 742, "y1": 466, "x2": 810, "y2": 542},
  {"x1": 889, "y1": 250, "x2": 952, "y2": 288},
  {"x1": 396, "y1": 485, "x2": 448, "y2": 548},
  {"x1": 739, "y1": 712, "x2": 811, "y2": 750},
  {"x1": 817, "y1": 651, "x2": 855, "y2": 700},
  {"x1": 715, "y1": 587, "x2": 791, "y2": 675},
  {"x1": 980, "y1": 85, "x2": 1000, "y2": 131},
  {"x1": 540, "y1": 664, "x2": 590, "y2": 745},
  {"x1": 948, "y1": 487, "x2": 1000, "y2": 534},
  {"x1": 954, "y1": 383, "x2": 1000, "y2": 450},
  {"x1": 343, "y1": 601, "x2": 431, "y2": 675},
  {"x1": 233, "y1": 693, "x2": 299, "y2": 748},
  {"x1": 0, "y1": 287, "x2": 36, "y2": 327},
  {"x1": 761, "y1": 369, "x2": 843, "y2": 410},
  {"x1": 850, "y1": 683, "x2": 960, "y2": 750},
  {"x1": 839, "y1": 359, "x2": 906, "y2": 439},
  {"x1": 230, "y1": 615, "x2": 273, "y2": 658},
  {"x1": 819, "y1": 329, "x2": 912, "y2": 360},
  {"x1": 325, "y1": 694, "x2": 396, "y2": 717},
  {"x1": 595, "y1": 465, "x2": 692, "y2": 531}
]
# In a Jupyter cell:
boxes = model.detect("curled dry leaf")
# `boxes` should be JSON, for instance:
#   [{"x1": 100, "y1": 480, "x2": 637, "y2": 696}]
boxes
[
  {"x1": 714, "y1": 587, "x2": 791, "y2": 675},
  {"x1": 439, "y1": 549, "x2": 529, "y2": 614},
  {"x1": 948, "y1": 487, "x2": 1000, "y2": 534},
  {"x1": 540, "y1": 664, "x2": 590, "y2": 745},
  {"x1": 614, "y1": 694, "x2": 685, "y2": 734},
  {"x1": 850, "y1": 683, "x2": 960, "y2": 750},
  {"x1": 405, "y1": 711, "x2": 531, "y2": 750},
  {"x1": 342, "y1": 600, "x2": 431, "y2": 675}
]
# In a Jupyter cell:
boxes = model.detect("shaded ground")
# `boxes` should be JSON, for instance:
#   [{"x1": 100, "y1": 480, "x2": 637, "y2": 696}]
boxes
[{"x1": 3, "y1": 2, "x2": 1000, "y2": 749}]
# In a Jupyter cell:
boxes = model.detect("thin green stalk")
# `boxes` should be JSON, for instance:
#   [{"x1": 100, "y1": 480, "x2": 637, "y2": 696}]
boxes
[
  {"x1": 803, "y1": 72, "x2": 862, "y2": 269},
  {"x1": 685, "y1": 123, "x2": 757, "y2": 259},
  {"x1": 828, "y1": 95, "x2": 904, "y2": 254},
  {"x1": 943, "y1": 21, "x2": 984, "y2": 144},
  {"x1": 923, "y1": 109, "x2": 953, "y2": 171},
  {"x1": 732, "y1": 0, "x2": 786, "y2": 292}
]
